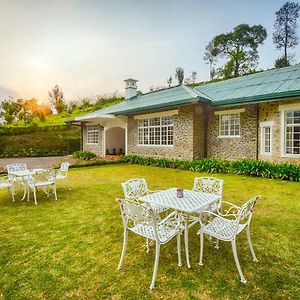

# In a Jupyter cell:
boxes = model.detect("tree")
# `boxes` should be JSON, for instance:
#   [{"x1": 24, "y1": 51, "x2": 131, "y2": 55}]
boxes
[
  {"x1": 184, "y1": 77, "x2": 191, "y2": 85},
  {"x1": 48, "y1": 85, "x2": 65, "y2": 113},
  {"x1": 175, "y1": 67, "x2": 184, "y2": 85},
  {"x1": 191, "y1": 71, "x2": 197, "y2": 84},
  {"x1": 273, "y1": 1, "x2": 300, "y2": 64},
  {"x1": 275, "y1": 56, "x2": 291, "y2": 68},
  {"x1": 206, "y1": 24, "x2": 267, "y2": 79},
  {"x1": 0, "y1": 97, "x2": 22, "y2": 124},
  {"x1": 167, "y1": 75, "x2": 173, "y2": 87},
  {"x1": 204, "y1": 41, "x2": 217, "y2": 79}
]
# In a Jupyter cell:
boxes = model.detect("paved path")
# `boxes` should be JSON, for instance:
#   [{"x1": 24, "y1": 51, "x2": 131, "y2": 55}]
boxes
[{"x1": 0, "y1": 155, "x2": 75, "y2": 171}]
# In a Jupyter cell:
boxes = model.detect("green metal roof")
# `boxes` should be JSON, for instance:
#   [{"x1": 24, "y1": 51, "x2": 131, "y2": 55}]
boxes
[
  {"x1": 83, "y1": 85, "x2": 210, "y2": 116},
  {"x1": 194, "y1": 64, "x2": 300, "y2": 106},
  {"x1": 75, "y1": 64, "x2": 300, "y2": 121}
]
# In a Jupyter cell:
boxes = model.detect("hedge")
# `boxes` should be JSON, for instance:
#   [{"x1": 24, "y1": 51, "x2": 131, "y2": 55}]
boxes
[
  {"x1": 0, "y1": 125, "x2": 80, "y2": 158},
  {"x1": 123, "y1": 155, "x2": 300, "y2": 182}
]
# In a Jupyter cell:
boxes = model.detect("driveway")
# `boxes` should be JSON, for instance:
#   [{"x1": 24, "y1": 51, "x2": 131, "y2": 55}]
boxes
[{"x1": 0, "y1": 155, "x2": 75, "y2": 171}]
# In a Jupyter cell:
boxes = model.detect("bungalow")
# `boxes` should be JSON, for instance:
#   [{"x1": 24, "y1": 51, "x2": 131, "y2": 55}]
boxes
[{"x1": 72, "y1": 64, "x2": 300, "y2": 163}]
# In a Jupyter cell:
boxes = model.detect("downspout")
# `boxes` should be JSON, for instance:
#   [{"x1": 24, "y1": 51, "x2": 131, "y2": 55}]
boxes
[
  {"x1": 80, "y1": 122, "x2": 85, "y2": 151},
  {"x1": 203, "y1": 104, "x2": 208, "y2": 158}
]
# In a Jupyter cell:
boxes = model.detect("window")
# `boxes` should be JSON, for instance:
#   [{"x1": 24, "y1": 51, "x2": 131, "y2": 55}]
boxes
[
  {"x1": 284, "y1": 110, "x2": 300, "y2": 155},
  {"x1": 260, "y1": 121, "x2": 273, "y2": 155},
  {"x1": 219, "y1": 113, "x2": 240, "y2": 137},
  {"x1": 87, "y1": 125, "x2": 99, "y2": 144},
  {"x1": 138, "y1": 116, "x2": 173, "y2": 146}
]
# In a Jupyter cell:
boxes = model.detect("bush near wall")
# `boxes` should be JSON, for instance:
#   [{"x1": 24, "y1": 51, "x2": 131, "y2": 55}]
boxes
[
  {"x1": 0, "y1": 125, "x2": 80, "y2": 158},
  {"x1": 124, "y1": 155, "x2": 300, "y2": 182}
]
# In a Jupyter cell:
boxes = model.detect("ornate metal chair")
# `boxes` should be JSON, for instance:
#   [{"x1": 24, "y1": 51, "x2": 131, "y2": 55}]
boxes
[
  {"x1": 55, "y1": 162, "x2": 71, "y2": 190},
  {"x1": 117, "y1": 198, "x2": 182, "y2": 289},
  {"x1": 121, "y1": 178, "x2": 168, "y2": 213},
  {"x1": 198, "y1": 195, "x2": 261, "y2": 283},
  {"x1": 0, "y1": 176, "x2": 15, "y2": 201},
  {"x1": 7, "y1": 163, "x2": 28, "y2": 190},
  {"x1": 27, "y1": 169, "x2": 57, "y2": 205}
]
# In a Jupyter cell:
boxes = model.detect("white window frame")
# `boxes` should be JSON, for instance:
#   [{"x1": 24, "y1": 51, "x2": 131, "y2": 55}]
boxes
[
  {"x1": 279, "y1": 103, "x2": 300, "y2": 158},
  {"x1": 260, "y1": 121, "x2": 273, "y2": 156},
  {"x1": 137, "y1": 116, "x2": 174, "y2": 147},
  {"x1": 86, "y1": 124, "x2": 99, "y2": 145},
  {"x1": 216, "y1": 110, "x2": 242, "y2": 138}
]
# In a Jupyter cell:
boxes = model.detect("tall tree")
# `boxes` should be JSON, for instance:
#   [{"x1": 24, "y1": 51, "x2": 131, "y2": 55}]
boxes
[
  {"x1": 48, "y1": 85, "x2": 65, "y2": 113},
  {"x1": 273, "y1": 1, "x2": 300, "y2": 66},
  {"x1": 0, "y1": 97, "x2": 22, "y2": 124},
  {"x1": 203, "y1": 41, "x2": 217, "y2": 79},
  {"x1": 206, "y1": 24, "x2": 267, "y2": 79},
  {"x1": 175, "y1": 67, "x2": 184, "y2": 85},
  {"x1": 191, "y1": 71, "x2": 197, "y2": 84},
  {"x1": 167, "y1": 75, "x2": 173, "y2": 87}
]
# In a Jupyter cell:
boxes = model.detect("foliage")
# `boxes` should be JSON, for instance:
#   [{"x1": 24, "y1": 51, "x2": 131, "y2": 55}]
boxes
[
  {"x1": 273, "y1": 1, "x2": 300, "y2": 60},
  {"x1": 0, "y1": 165, "x2": 299, "y2": 299},
  {"x1": 0, "y1": 97, "x2": 22, "y2": 124},
  {"x1": 124, "y1": 155, "x2": 300, "y2": 182},
  {"x1": 71, "y1": 157, "x2": 124, "y2": 168},
  {"x1": 167, "y1": 75, "x2": 173, "y2": 87},
  {"x1": 175, "y1": 67, "x2": 184, "y2": 85},
  {"x1": 0, "y1": 125, "x2": 80, "y2": 158},
  {"x1": 206, "y1": 24, "x2": 267, "y2": 79},
  {"x1": 191, "y1": 71, "x2": 197, "y2": 84},
  {"x1": 203, "y1": 41, "x2": 217, "y2": 80},
  {"x1": 48, "y1": 85, "x2": 65, "y2": 113},
  {"x1": 275, "y1": 56, "x2": 291, "y2": 68},
  {"x1": 73, "y1": 150, "x2": 96, "y2": 160}
]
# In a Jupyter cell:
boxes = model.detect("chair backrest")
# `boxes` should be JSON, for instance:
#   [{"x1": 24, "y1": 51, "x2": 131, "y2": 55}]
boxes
[
  {"x1": 193, "y1": 177, "x2": 223, "y2": 195},
  {"x1": 121, "y1": 178, "x2": 149, "y2": 200},
  {"x1": 31, "y1": 169, "x2": 56, "y2": 185},
  {"x1": 7, "y1": 163, "x2": 27, "y2": 173},
  {"x1": 60, "y1": 162, "x2": 70, "y2": 173},
  {"x1": 117, "y1": 198, "x2": 159, "y2": 238},
  {"x1": 236, "y1": 195, "x2": 261, "y2": 227}
]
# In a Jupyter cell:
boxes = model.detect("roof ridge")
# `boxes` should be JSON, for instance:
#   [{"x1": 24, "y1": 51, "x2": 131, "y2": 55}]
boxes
[{"x1": 138, "y1": 84, "x2": 181, "y2": 97}]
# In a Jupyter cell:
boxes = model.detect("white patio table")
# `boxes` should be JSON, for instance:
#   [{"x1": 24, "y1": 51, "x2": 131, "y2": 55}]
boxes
[
  {"x1": 139, "y1": 188, "x2": 221, "y2": 268},
  {"x1": 10, "y1": 169, "x2": 38, "y2": 201}
]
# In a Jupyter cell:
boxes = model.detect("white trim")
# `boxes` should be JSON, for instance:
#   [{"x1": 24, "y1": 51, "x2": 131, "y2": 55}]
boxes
[
  {"x1": 279, "y1": 103, "x2": 300, "y2": 111},
  {"x1": 260, "y1": 121, "x2": 273, "y2": 156},
  {"x1": 125, "y1": 123, "x2": 128, "y2": 156},
  {"x1": 214, "y1": 108, "x2": 245, "y2": 115},
  {"x1": 280, "y1": 107, "x2": 300, "y2": 158},
  {"x1": 134, "y1": 110, "x2": 178, "y2": 120},
  {"x1": 218, "y1": 111, "x2": 241, "y2": 138},
  {"x1": 137, "y1": 144, "x2": 174, "y2": 148}
]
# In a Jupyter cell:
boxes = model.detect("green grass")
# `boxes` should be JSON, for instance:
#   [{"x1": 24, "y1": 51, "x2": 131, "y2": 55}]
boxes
[{"x1": 0, "y1": 164, "x2": 299, "y2": 299}]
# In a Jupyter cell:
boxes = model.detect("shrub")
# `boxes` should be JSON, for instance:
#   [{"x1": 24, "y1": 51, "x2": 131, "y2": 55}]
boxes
[
  {"x1": 73, "y1": 150, "x2": 96, "y2": 160},
  {"x1": 124, "y1": 155, "x2": 300, "y2": 182}
]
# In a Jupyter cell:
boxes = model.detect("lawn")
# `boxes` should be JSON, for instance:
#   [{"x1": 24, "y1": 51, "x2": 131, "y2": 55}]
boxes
[{"x1": 0, "y1": 164, "x2": 299, "y2": 299}]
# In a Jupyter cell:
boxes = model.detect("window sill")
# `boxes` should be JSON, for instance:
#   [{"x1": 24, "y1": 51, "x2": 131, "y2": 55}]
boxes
[
  {"x1": 137, "y1": 144, "x2": 174, "y2": 148},
  {"x1": 260, "y1": 152, "x2": 272, "y2": 156},
  {"x1": 86, "y1": 143, "x2": 99, "y2": 145},
  {"x1": 280, "y1": 153, "x2": 300, "y2": 158},
  {"x1": 217, "y1": 135, "x2": 241, "y2": 139}
]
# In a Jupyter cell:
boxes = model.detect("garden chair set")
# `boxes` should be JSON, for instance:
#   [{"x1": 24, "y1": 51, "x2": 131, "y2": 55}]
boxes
[
  {"x1": 0, "y1": 162, "x2": 71, "y2": 205},
  {"x1": 118, "y1": 177, "x2": 261, "y2": 289}
]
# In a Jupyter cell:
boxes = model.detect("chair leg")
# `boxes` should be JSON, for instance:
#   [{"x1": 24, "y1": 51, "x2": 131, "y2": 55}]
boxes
[
  {"x1": 66, "y1": 177, "x2": 71, "y2": 190},
  {"x1": 215, "y1": 239, "x2": 220, "y2": 250},
  {"x1": 33, "y1": 187, "x2": 37, "y2": 205},
  {"x1": 145, "y1": 238, "x2": 150, "y2": 253},
  {"x1": 177, "y1": 233, "x2": 182, "y2": 267},
  {"x1": 246, "y1": 226, "x2": 258, "y2": 262},
  {"x1": 53, "y1": 184, "x2": 57, "y2": 200},
  {"x1": 231, "y1": 239, "x2": 246, "y2": 284},
  {"x1": 199, "y1": 231, "x2": 204, "y2": 266},
  {"x1": 150, "y1": 242, "x2": 160, "y2": 289},
  {"x1": 11, "y1": 185, "x2": 15, "y2": 202},
  {"x1": 118, "y1": 229, "x2": 128, "y2": 270}
]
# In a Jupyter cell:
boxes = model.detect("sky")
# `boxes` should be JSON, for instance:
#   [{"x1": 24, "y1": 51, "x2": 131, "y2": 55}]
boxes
[{"x1": 0, "y1": 0, "x2": 299, "y2": 102}]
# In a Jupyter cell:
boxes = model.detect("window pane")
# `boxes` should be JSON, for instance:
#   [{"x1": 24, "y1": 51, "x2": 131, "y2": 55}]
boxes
[{"x1": 285, "y1": 111, "x2": 300, "y2": 155}]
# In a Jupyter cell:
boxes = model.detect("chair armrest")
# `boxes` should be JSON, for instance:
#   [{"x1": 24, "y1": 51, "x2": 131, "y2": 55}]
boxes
[
  {"x1": 199, "y1": 210, "x2": 238, "y2": 227},
  {"x1": 159, "y1": 211, "x2": 182, "y2": 230},
  {"x1": 218, "y1": 201, "x2": 240, "y2": 217}
]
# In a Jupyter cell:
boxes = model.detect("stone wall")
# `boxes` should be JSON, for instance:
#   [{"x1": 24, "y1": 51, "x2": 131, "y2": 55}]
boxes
[
  {"x1": 258, "y1": 98, "x2": 300, "y2": 163},
  {"x1": 82, "y1": 123, "x2": 104, "y2": 156},
  {"x1": 207, "y1": 104, "x2": 258, "y2": 160},
  {"x1": 127, "y1": 104, "x2": 206, "y2": 160}
]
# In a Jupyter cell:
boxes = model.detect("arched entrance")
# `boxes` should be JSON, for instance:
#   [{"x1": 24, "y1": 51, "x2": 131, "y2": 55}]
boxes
[{"x1": 105, "y1": 126, "x2": 126, "y2": 155}]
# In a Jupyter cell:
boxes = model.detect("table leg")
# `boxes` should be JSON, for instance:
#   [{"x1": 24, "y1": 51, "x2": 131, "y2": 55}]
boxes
[
  {"x1": 21, "y1": 179, "x2": 27, "y2": 201},
  {"x1": 184, "y1": 213, "x2": 191, "y2": 268}
]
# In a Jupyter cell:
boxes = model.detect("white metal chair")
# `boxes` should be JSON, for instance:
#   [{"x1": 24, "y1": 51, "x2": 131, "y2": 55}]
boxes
[
  {"x1": 121, "y1": 178, "x2": 168, "y2": 214},
  {"x1": 117, "y1": 198, "x2": 182, "y2": 289},
  {"x1": 198, "y1": 195, "x2": 261, "y2": 284},
  {"x1": 0, "y1": 176, "x2": 15, "y2": 201},
  {"x1": 55, "y1": 162, "x2": 71, "y2": 190},
  {"x1": 7, "y1": 163, "x2": 28, "y2": 190},
  {"x1": 27, "y1": 169, "x2": 57, "y2": 205}
]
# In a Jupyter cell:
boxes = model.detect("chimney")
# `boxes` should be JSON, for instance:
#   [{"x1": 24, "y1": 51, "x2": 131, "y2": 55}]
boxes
[{"x1": 124, "y1": 78, "x2": 138, "y2": 100}]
